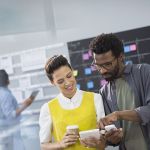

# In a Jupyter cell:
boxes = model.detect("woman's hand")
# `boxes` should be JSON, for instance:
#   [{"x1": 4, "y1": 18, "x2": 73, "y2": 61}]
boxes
[
  {"x1": 59, "y1": 132, "x2": 79, "y2": 149},
  {"x1": 80, "y1": 136, "x2": 106, "y2": 150}
]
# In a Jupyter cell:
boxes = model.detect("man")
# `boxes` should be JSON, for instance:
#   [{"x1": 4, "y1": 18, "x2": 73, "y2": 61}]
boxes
[
  {"x1": 0, "y1": 69, "x2": 36, "y2": 150},
  {"x1": 89, "y1": 33, "x2": 150, "y2": 149}
]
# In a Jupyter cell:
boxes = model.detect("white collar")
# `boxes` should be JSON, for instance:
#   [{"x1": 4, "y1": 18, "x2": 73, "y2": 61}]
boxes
[{"x1": 57, "y1": 89, "x2": 83, "y2": 109}]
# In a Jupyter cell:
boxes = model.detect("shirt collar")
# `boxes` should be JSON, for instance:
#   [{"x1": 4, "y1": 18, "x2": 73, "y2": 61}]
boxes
[
  {"x1": 124, "y1": 63, "x2": 132, "y2": 74},
  {"x1": 57, "y1": 88, "x2": 83, "y2": 104}
]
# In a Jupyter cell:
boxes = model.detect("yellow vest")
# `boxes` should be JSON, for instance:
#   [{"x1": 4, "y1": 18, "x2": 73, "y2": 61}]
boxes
[{"x1": 48, "y1": 91, "x2": 97, "y2": 150}]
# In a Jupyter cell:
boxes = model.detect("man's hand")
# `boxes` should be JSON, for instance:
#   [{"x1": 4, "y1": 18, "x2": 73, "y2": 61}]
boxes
[
  {"x1": 98, "y1": 113, "x2": 123, "y2": 146},
  {"x1": 105, "y1": 128, "x2": 123, "y2": 145},
  {"x1": 59, "y1": 132, "x2": 79, "y2": 149},
  {"x1": 99, "y1": 112, "x2": 118, "y2": 129}
]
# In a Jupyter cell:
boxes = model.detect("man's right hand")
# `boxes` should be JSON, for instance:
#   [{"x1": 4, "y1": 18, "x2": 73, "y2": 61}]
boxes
[{"x1": 98, "y1": 112, "x2": 118, "y2": 129}]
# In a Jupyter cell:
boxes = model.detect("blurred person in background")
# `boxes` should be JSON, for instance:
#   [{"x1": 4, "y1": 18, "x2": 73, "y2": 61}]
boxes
[
  {"x1": 89, "y1": 33, "x2": 150, "y2": 150},
  {"x1": 39, "y1": 55, "x2": 106, "y2": 150},
  {"x1": 0, "y1": 69, "x2": 36, "y2": 150}
]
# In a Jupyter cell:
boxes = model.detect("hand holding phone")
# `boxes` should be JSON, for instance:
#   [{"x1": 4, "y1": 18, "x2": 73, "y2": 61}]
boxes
[
  {"x1": 23, "y1": 90, "x2": 39, "y2": 107},
  {"x1": 30, "y1": 90, "x2": 39, "y2": 99}
]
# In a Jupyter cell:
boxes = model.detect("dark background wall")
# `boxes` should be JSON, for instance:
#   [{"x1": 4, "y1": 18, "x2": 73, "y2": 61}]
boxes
[{"x1": 68, "y1": 26, "x2": 150, "y2": 92}]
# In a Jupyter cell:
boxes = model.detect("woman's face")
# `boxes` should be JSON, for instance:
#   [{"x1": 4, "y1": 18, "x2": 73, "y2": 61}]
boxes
[{"x1": 51, "y1": 66, "x2": 77, "y2": 98}]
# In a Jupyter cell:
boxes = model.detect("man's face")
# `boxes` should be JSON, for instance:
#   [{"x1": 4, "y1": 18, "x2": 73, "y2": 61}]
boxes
[{"x1": 93, "y1": 51, "x2": 122, "y2": 81}]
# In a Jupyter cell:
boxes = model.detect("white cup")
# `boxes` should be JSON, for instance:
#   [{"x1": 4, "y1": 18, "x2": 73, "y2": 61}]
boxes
[{"x1": 66, "y1": 125, "x2": 79, "y2": 135}]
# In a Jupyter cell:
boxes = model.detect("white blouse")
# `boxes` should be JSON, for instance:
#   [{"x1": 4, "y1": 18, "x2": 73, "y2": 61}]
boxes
[{"x1": 39, "y1": 89, "x2": 105, "y2": 143}]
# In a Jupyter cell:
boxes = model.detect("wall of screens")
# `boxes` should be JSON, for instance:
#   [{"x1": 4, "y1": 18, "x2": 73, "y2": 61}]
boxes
[{"x1": 67, "y1": 26, "x2": 150, "y2": 93}]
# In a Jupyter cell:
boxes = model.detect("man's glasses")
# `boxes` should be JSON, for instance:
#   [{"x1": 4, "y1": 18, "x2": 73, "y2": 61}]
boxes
[{"x1": 91, "y1": 57, "x2": 116, "y2": 70}]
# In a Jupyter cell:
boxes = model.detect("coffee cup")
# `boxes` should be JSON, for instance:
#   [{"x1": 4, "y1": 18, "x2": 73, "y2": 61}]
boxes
[{"x1": 66, "y1": 125, "x2": 79, "y2": 135}]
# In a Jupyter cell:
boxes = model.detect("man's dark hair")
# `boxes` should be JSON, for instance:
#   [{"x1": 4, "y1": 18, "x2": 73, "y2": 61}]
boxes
[
  {"x1": 45, "y1": 55, "x2": 72, "y2": 81},
  {"x1": 0, "y1": 69, "x2": 9, "y2": 86},
  {"x1": 89, "y1": 33, "x2": 124, "y2": 58}
]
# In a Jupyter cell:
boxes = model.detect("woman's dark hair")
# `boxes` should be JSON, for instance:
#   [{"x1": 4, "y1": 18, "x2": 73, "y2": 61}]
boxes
[
  {"x1": 45, "y1": 55, "x2": 72, "y2": 81},
  {"x1": 0, "y1": 69, "x2": 9, "y2": 86},
  {"x1": 89, "y1": 33, "x2": 124, "y2": 58}
]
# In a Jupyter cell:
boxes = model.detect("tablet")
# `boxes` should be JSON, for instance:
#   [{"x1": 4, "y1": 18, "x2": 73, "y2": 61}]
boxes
[
  {"x1": 30, "y1": 90, "x2": 39, "y2": 98},
  {"x1": 79, "y1": 129, "x2": 100, "y2": 139}
]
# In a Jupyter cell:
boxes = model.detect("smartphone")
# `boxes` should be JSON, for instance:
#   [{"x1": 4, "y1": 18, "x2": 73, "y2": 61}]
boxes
[
  {"x1": 30, "y1": 90, "x2": 39, "y2": 98},
  {"x1": 104, "y1": 124, "x2": 117, "y2": 132}
]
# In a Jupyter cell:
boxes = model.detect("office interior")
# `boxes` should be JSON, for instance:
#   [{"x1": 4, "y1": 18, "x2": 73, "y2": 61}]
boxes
[{"x1": 0, "y1": 0, "x2": 150, "y2": 150}]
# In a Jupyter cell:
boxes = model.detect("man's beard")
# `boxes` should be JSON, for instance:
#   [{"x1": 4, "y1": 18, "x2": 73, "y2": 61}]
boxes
[{"x1": 102, "y1": 66, "x2": 120, "y2": 82}]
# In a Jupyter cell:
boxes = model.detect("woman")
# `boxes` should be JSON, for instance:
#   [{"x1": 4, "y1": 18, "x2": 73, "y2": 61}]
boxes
[{"x1": 39, "y1": 55, "x2": 106, "y2": 150}]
